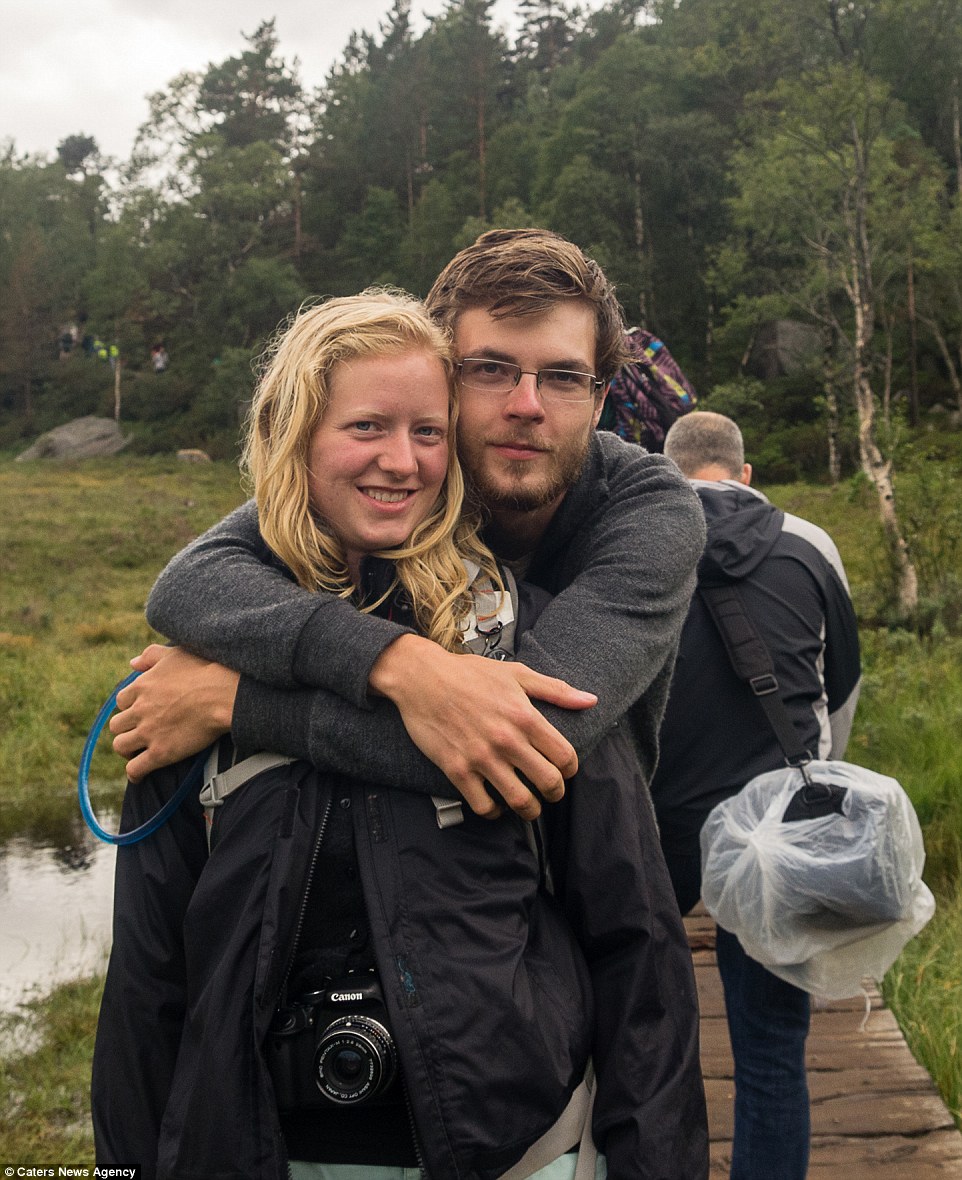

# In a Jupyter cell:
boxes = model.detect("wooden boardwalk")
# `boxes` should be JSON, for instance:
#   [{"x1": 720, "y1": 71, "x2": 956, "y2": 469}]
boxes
[{"x1": 686, "y1": 909, "x2": 962, "y2": 1177}]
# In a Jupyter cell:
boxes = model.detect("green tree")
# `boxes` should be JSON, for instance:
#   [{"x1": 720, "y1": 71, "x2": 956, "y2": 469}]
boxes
[
  {"x1": 721, "y1": 57, "x2": 945, "y2": 615},
  {"x1": 56, "y1": 134, "x2": 101, "y2": 177},
  {"x1": 533, "y1": 28, "x2": 728, "y2": 352},
  {"x1": 0, "y1": 149, "x2": 103, "y2": 428},
  {"x1": 423, "y1": 0, "x2": 508, "y2": 220},
  {"x1": 339, "y1": 186, "x2": 406, "y2": 287},
  {"x1": 118, "y1": 27, "x2": 308, "y2": 374},
  {"x1": 196, "y1": 20, "x2": 303, "y2": 151}
]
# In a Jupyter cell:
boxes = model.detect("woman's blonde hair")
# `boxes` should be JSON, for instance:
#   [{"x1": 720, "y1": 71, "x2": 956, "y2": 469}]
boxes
[{"x1": 242, "y1": 288, "x2": 500, "y2": 652}]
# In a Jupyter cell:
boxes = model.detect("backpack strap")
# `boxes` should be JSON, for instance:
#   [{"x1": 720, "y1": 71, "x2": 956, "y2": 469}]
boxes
[
  {"x1": 437, "y1": 566, "x2": 522, "y2": 829},
  {"x1": 432, "y1": 796, "x2": 467, "y2": 829},
  {"x1": 497, "y1": 1061, "x2": 596, "y2": 1180},
  {"x1": 699, "y1": 583, "x2": 812, "y2": 769},
  {"x1": 199, "y1": 742, "x2": 296, "y2": 851}
]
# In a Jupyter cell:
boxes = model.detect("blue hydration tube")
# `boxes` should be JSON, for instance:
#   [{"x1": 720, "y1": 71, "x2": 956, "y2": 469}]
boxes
[{"x1": 78, "y1": 670, "x2": 206, "y2": 845}]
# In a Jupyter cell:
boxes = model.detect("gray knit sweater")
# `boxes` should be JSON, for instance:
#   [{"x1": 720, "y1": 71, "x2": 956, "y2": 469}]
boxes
[{"x1": 146, "y1": 432, "x2": 706, "y2": 796}]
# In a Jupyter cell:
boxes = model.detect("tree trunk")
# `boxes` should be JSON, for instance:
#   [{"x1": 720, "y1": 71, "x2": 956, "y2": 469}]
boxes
[
  {"x1": 477, "y1": 97, "x2": 487, "y2": 221},
  {"x1": 907, "y1": 247, "x2": 919, "y2": 426},
  {"x1": 632, "y1": 159, "x2": 649, "y2": 327},
  {"x1": 293, "y1": 173, "x2": 302, "y2": 260},
  {"x1": 953, "y1": 73, "x2": 962, "y2": 198},
  {"x1": 822, "y1": 322, "x2": 841, "y2": 484},
  {"x1": 114, "y1": 357, "x2": 122, "y2": 422},
  {"x1": 826, "y1": 382, "x2": 841, "y2": 485},
  {"x1": 882, "y1": 314, "x2": 893, "y2": 427},
  {"x1": 854, "y1": 370, "x2": 918, "y2": 616},
  {"x1": 22, "y1": 374, "x2": 33, "y2": 424},
  {"x1": 852, "y1": 307, "x2": 918, "y2": 614},
  {"x1": 847, "y1": 162, "x2": 918, "y2": 614}
]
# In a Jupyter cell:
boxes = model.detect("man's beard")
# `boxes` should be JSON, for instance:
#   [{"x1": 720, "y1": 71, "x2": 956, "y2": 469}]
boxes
[{"x1": 461, "y1": 432, "x2": 591, "y2": 515}]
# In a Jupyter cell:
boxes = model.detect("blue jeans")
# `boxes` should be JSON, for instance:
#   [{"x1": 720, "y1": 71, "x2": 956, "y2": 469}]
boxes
[{"x1": 715, "y1": 925, "x2": 811, "y2": 1180}]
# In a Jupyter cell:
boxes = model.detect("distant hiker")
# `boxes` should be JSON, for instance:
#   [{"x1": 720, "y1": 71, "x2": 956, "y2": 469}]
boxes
[{"x1": 653, "y1": 410, "x2": 861, "y2": 1180}]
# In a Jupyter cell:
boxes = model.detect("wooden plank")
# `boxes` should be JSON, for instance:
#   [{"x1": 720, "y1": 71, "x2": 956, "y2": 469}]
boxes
[
  {"x1": 811, "y1": 1089, "x2": 958, "y2": 1136},
  {"x1": 711, "y1": 1132, "x2": 962, "y2": 1178},
  {"x1": 686, "y1": 910, "x2": 962, "y2": 1175},
  {"x1": 806, "y1": 1132, "x2": 962, "y2": 1176}
]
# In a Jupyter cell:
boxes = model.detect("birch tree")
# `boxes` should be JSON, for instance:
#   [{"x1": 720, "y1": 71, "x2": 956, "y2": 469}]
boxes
[{"x1": 723, "y1": 62, "x2": 946, "y2": 615}]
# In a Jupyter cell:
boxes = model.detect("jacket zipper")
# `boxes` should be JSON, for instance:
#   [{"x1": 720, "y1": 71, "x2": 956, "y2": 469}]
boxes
[
  {"x1": 272, "y1": 787, "x2": 334, "y2": 1179},
  {"x1": 276, "y1": 790, "x2": 334, "y2": 1005},
  {"x1": 402, "y1": 1074, "x2": 429, "y2": 1179}
]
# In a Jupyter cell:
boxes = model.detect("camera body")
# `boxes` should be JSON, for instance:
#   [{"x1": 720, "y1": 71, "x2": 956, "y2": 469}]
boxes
[{"x1": 266, "y1": 973, "x2": 398, "y2": 1108}]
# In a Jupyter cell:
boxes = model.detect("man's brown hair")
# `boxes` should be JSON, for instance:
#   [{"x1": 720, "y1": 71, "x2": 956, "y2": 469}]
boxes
[{"x1": 425, "y1": 228, "x2": 628, "y2": 383}]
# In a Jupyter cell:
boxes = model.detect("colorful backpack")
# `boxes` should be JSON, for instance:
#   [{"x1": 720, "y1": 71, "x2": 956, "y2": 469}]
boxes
[{"x1": 598, "y1": 328, "x2": 697, "y2": 451}]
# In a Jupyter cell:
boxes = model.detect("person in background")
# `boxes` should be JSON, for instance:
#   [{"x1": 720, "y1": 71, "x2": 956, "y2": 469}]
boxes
[{"x1": 653, "y1": 410, "x2": 861, "y2": 1180}]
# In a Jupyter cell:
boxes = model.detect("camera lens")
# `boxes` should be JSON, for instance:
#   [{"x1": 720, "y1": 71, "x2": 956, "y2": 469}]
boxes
[
  {"x1": 331, "y1": 1048, "x2": 364, "y2": 1083},
  {"x1": 314, "y1": 1015, "x2": 397, "y2": 1105}
]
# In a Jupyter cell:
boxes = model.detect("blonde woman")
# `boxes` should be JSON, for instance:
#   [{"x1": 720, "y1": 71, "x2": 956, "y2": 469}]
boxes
[{"x1": 94, "y1": 291, "x2": 693, "y2": 1180}]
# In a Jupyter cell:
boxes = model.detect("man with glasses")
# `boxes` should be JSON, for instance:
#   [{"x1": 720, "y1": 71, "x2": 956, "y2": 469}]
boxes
[{"x1": 107, "y1": 231, "x2": 709, "y2": 1175}]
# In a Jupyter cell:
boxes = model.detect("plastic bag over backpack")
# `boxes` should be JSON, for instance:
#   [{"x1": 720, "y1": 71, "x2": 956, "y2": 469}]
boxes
[{"x1": 700, "y1": 760, "x2": 935, "y2": 999}]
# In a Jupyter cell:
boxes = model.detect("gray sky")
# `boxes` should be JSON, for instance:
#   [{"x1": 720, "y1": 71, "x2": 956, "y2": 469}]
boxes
[{"x1": 2, "y1": 1, "x2": 606, "y2": 163}]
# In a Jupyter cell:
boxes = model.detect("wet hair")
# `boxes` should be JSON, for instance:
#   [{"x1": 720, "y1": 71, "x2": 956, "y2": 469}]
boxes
[
  {"x1": 425, "y1": 228, "x2": 628, "y2": 383},
  {"x1": 663, "y1": 411, "x2": 745, "y2": 479},
  {"x1": 243, "y1": 288, "x2": 501, "y2": 652}
]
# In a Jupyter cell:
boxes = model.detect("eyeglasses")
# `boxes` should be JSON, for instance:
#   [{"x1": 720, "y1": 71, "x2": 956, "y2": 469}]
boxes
[{"x1": 456, "y1": 358, "x2": 605, "y2": 403}]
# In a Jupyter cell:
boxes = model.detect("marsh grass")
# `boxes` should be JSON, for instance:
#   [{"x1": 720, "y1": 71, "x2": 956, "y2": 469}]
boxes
[
  {"x1": 0, "y1": 974, "x2": 103, "y2": 1167},
  {"x1": 882, "y1": 878, "x2": 962, "y2": 1128},
  {"x1": 766, "y1": 478, "x2": 962, "y2": 1128},
  {"x1": 0, "y1": 456, "x2": 246, "y2": 836},
  {"x1": 0, "y1": 457, "x2": 960, "y2": 1140}
]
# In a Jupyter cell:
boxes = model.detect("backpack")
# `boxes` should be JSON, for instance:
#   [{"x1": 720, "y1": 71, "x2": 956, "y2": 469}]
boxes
[{"x1": 598, "y1": 328, "x2": 697, "y2": 451}]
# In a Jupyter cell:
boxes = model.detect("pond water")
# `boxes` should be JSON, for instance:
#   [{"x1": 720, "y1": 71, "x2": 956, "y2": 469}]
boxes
[{"x1": 0, "y1": 818, "x2": 117, "y2": 1012}]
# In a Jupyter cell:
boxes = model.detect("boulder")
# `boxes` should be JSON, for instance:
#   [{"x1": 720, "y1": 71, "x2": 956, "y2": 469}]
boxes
[
  {"x1": 177, "y1": 448, "x2": 212, "y2": 463},
  {"x1": 745, "y1": 320, "x2": 822, "y2": 380},
  {"x1": 16, "y1": 416, "x2": 130, "y2": 461}
]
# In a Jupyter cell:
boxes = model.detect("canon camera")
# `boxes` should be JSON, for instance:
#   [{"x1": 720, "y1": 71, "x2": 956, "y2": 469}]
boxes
[{"x1": 266, "y1": 973, "x2": 398, "y2": 1108}]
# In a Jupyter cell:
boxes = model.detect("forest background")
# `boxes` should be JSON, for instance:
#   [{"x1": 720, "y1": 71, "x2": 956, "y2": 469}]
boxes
[
  {"x1": 5, "y1": 0, "x2": 962, "y2": 617},
  {"x1": 3, "y1": 0, "x2": 962, "y2": 470}
]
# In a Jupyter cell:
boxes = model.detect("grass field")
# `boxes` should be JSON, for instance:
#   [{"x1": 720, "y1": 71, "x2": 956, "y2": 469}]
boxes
[
  {"x1": 0, "y1": 454, "x2": 959, "y2": 1163},
  {"x1": 0, "y1": 456, "x2": 247, "y2": 838}
]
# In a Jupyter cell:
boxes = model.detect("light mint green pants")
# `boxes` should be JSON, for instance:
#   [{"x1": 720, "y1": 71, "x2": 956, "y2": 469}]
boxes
[{"x1": 290, "y1": 1154, "x2": 607, "y2": 1179}]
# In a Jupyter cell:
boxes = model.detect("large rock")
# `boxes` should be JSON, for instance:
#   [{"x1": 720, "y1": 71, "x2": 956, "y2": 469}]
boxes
[
  {"x1": 745, "y1": 320, "x2": 822, "y2": 380},
  {"x1": 16, "y1": 416, "x2": 131, "y2": 461}
]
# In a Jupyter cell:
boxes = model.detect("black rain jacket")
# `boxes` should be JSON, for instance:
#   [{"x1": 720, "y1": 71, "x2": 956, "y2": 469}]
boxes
[{"x1": 92, "y1": 580, "x2": 708, "y2": 1180}]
